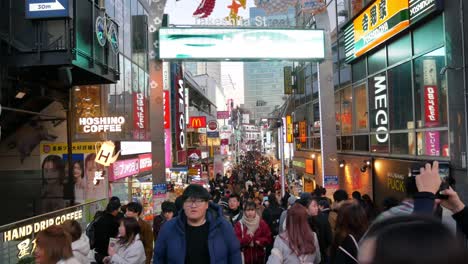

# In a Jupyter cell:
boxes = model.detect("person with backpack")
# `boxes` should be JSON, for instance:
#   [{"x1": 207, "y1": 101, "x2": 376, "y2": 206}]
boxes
[
  {"x1": 262, "y1": 193, "x2": 283, "y2": 259},
  {"x1": 234, "y1": 201, "x2": 272, "y2": 264},
  {"x1": 92, "y1": 200, "x2": 121, "y2": 264}
]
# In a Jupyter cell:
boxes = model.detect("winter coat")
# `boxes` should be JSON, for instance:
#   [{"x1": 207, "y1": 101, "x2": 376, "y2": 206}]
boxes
[
  {"x1": 94, "y1": 212, "x2": 120, "y2": 263},
  {"x1": 137, "y1": 218, "x2": 154, "y2": 264},
  {"x1": 72, "y1": 234, "x2": 91, "y2": 264},
  {"x1": 331, "y1": 234, "x2": 359, "y2": 264},
  {"x1": 309, "y1": 214, "x2": 332, "y2": 263},
  {"x1": 110, "y1": 234, "x2": 146, "y2": 264},
  {"x1": 57, "y1": 257, "x2": 81, "y2": 264},
  {"x1": 234, "y1": 219, "x2": 272, "y2": 264},
  {"x1": 267, "y1": 233, "x2": 321, "y2": 264},
  {"x1": 262, "y1": 205, "x2": 283, "y2": 237},
  {"x1": 153, "y1": 202, "x2": 242, "y2": 264},
  {"x1": 152, "y1": 214, "x2": 166, "y2": 241}
]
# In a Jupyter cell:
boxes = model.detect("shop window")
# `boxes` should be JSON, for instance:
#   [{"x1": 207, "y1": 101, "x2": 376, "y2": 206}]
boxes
[
  {"x1": 352, "y1": 58, "x2": 366, "y2": 82},
  {"x1": 341, "y1": 87, "x2": 353, "y2": 134},
  {"x1": 335, "y1": 91, "x2": 341, "y2": 133},
  {"x1": 336, "y1": 137, "x2": 341, "y2": 151},
  {"x1": 413, "y1": 15, "x2": 444, "y2": 56},
  {"x1": 355, "y1": 135, "x2": 369, "y2": 152},
  {"x1": 341, "y1": 136, "x2": 353, "y2": 151},
  {"x1": 354, "y1": 83, "x2": 368, "y2": 132},
  {"x1": 368, "y1": 47, "x2": 387, "y2": 75},
  {"x1": 417, "y1": 130, "x2": 449, "y2": 157},
  {"x1": 370, "y1": 134, "x2": 389, "y2": 153},
  {"x1": 391, "y1": 133, "x2": 415, "y2": 155},
  {"x1": 73, "y1": 85, "x2": 103, "y2": 134},
  {"x1": 313, "y1": 137, "x2": 321, "y2": 150},
  {"x1": 414, "y1": 47, "x2": 448, "y2": 128},
  {"x1": 389, "y1": 62, "x2": 413, "y2": 130},
  {"x1": 388, "y1": 34, "x2": 411, "y2": 66},
  {"x1": 123, "y1": 0, "x2": 131, "y2": 57}
]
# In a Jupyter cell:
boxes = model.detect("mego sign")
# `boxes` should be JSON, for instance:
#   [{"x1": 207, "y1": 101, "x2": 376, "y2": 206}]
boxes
[{"x1": 373, "y1": 75, "x2": 388, "y2": 143}]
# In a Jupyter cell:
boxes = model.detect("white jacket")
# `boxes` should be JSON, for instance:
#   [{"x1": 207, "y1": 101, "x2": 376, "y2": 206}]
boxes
[
  {"x1": 57, "y1": 257, "x2": 81, "y2": 264},
  {"x1": 72, "y1": 234, "x2": 91, "y2": 264},
  {"x1": 110, "y1": 235, "x2": 146, "y2": 264}
]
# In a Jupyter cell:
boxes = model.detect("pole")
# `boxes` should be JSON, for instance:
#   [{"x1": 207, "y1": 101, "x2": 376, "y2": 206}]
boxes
[
  {"x1": 66, "y1": 87, "x2": 74, "y2": 205},
  {"x1": 279, "y1": 124, "x2": 285, "y2": 197}
]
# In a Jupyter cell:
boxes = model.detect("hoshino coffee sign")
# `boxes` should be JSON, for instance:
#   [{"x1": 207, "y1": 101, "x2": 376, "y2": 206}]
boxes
[
  {"x1": 79, "y1": 117, "x2": 126, "y2": 133},
  {"x1": 374, "y1": 76, "x2": 389, "y2": 143}
]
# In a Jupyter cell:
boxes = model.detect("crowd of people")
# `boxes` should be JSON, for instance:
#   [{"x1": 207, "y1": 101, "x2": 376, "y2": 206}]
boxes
[{"x1": 34, "y1": 161, "x2": 468, "y2": 264}]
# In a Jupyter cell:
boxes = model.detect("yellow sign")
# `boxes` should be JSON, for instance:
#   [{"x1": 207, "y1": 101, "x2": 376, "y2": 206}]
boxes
[
  {"x1": 95, "y1": 141, "x2": 120, "y2": 167},
  {"x1": 40, "y1": 142, "x2": 97, "y2": 155},
  {"x1": 346, "y1": 0, "x2": 410, "y2": 61},
  {"x1": 286, "y1": 115, "x2": 293, "y2": 143}
]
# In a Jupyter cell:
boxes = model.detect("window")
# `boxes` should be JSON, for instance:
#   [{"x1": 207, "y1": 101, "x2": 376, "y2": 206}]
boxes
[
  {"x1": 391, "y1": 133, "x2": 415, "y2": 155},
  {"x1": 368, "y1": 47, "x2": 387, "y2": 74},
  {"x1": 414, "y1": 47, "x2": 448, "y2": 128},
  {"x1": 341, "y1": 87, "x2": 353, "y2": 134},
  {"x1": 123, "y1": 0, "x2": 131, "y2": 57},
  {"x1": 355, "y1": 135, "x2": 369, "y2": 151},
  {"x1": 335, "y1": 91, "x2": 341, "y2": 133},
  {"x1": 388, "y1": 62, "x2": 413, "y2": 130},
  {"x1": 413, "y1": 15, "x2": 444, "y2": 56},
  {"x1": 417, "y1": 131, "x2": 449, "y2": 157},
  {"x1": 352, "y1": 58, "x2": 366, "y2": 82},
  {"x1": 354, "y1": 83, "x2": 368, "y2": 131},
  {"x1": 370, "y1": 134, "x2": 389, "y2": 153},
  {"x1": 341, "y1": 136, "x2": 353, "y2": 151},
  {"x1": 388, "y1": 34, "x2": 411, "y2": 66}
]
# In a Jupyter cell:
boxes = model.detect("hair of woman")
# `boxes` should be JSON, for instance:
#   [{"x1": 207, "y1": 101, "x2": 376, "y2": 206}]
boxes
[
  {"x1": 283, "y1": 203, "x2": 316, "y2": 256},
  {"x1": 362, "y1": 215, "x2": 467, "y2": 264},
  {"x1": 36, "y1": 225, "x2": 73, "y2": 263},
  {"x1": 62, "y1": 220, "x2": 82, "y2": 242},
  {"x1": 244, "y1": 201, "x2": 256, "y2": 211},
  {"x1": 41, "y1": 155, "x2": 65, "y2": 185},
  {"x1": 72, "y1": 160, "x2": 84, "y2": 179},
  {"x1": 120, "y1": 217, "x2": 141, "y2": 245},
  {"x1": 331, "y1": 200, "x2": 368, "y2": 259}
]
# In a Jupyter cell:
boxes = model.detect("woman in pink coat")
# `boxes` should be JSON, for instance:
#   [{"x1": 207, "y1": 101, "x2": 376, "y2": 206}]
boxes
[{"x1": 235, "y1": 201, "x2": 273, "y2": 264}]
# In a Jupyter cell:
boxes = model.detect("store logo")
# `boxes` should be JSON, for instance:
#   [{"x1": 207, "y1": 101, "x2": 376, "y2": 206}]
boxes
[
  {"x1": 190, "y1": 116, "x2": 207, "y2": 129},
  {"x1": 177, "y1": 79, "x2": 186, "y2": 150},
  {"x1": 374, "y1": 76, "x2": 388, "y2": 143},
  {"x1": 95, "y1": 141, "x2": 120, "y2": 167},
  {"x1": 79, "y1": 116, "x2": 125, "y2": 133}
]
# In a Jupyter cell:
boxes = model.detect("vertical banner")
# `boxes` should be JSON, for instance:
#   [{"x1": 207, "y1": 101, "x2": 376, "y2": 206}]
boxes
[
  {"x1": 422, "y1": 59, "x2": 441, "y2": 156},
  {"x1": 174, "y1": 64, "x2": 187, "y2": 164},
  {"x1": 163, "y1": 91, "x2": 170, "y2": 129},
  {"x1": 299, "y1": 121, "x2": 307, "y2": 143},
  {"x1": 133, "y1": 91, "x2": 147, "y2": 139},
  {"x1": 286, "y1": 115, "x2": 293, "y2": 143},
  {"x1": 284, "y1": 66, "x2": 293, "y2": 94}
]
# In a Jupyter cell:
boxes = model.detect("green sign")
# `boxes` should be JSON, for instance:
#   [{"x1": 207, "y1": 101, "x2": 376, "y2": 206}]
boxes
[
  {"x1": 409, "y1": 0, "x2": 444, "y2": 25},
  {"x1": 293, "y1": 160, "x2": 305, "y2": 168}
]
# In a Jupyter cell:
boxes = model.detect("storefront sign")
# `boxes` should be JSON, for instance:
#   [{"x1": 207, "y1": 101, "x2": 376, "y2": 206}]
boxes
[
  {"x1": 217, "y1": 111, "x2": 230, "y2": 119},
  {"x1": 175, "y1": 71, "x2": 187, "y2": 164},
  {"x1": 373, "y1": 75, "x2": 389, "y2": 143},
  {"x1": 293, "y1": 160, "x2": 305, "y2": 168},
  {"x1": 424, "y1": 85, "x2": 439, "y2": 126},
  {"x1": 344, "y1": 0, "x2": 410, "y2": 62},
  {"x1": 305, "y1": 159, "x2": 315, "y2": 174},
  {"x1": 207, "y1": 120, "x2": 219, "y2": 131},
  {"x1": 139, "y1": 154, "x2": 152, "y2": 173},
  {"x1": 133, "y1": 92, "x2": 147, "y2": 139},
  {"x1": 163, "y1": 62, "x2": 170, "y2": 91},
  {"x1": 284, "y1": 66, "x2": 293, "y2": 94},
  {"x1": 207, "y1": 131, "x2": 220, "y2": 138},
  {"x1": 189, "y1": 116, "x2": 207, "y2": 129},
  {"x1": 110, "y1": 159, "x2": 140, "y2": 181},
  {"x1": 165, "y1": 129, "x2": 172, "y2": 168},
  {"x1": 152, "y1": 184, "x2": 167, "y2": 198},
  {"x1": 163, "y1": 91, "x2": 170, "y2": 129},
  {"x1": 286, "y1": 115, "x2": 293, "y2": 143},
  {"x1": 120, "y1": 141, "x2": 151, "y2": 156},
  {"x1": 78, "y1": 116, "x2": 125, "y2": 133},
  {"x1": 26, "y1": 0, "x2": 69, "y2": 19},
  {"x1": 95, "y1": 141, "x2": 120, "y2": 167},
  {"x1": 299, "y1": 121, "x2": 307, "y2": 143},
  {"x1": 425, "y1": 131, "x2": 440, "y2": 156},
  {"x1": 301, "y1": 0, "x2": 327, "y2": 14},
  {"x1": 324, "y1": 175, "x2": 339, "y2": 189},
  {"x1": 2, "y1": 209, "x2": 83, "y2": 242},
  {"x1": 409, "y1": 0, "x2": 444, "y2": 24},
  {"x1": 40, "y1": 142, "x2": 96, "y2": 155}
]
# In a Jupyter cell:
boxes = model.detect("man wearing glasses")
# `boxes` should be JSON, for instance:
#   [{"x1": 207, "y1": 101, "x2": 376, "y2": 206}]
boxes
[{"x1": 154, "y1": 184, "x2": 242, "y2": 264}]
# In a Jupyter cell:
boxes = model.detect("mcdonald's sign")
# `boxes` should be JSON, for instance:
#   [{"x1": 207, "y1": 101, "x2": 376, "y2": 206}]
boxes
[{"x1": 189, "y1": 116, "x2": 206, "y2": 129}]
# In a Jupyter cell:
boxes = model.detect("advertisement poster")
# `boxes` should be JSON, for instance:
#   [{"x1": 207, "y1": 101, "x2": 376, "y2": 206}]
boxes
[
  {"x1": 133, "y1": 91, "x2": 148, "y2": 140},
  {"x1": 324, "y1": 175, "x2": 339, "y2": 189},
  {"x1": 40, "y1": 142, "x2": 107, "y2": 212}
]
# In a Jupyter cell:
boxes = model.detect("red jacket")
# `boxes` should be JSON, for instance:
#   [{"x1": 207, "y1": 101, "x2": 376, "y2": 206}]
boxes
[{"x1": 234, "y1": 219, "x2": 272, "y2": 264}]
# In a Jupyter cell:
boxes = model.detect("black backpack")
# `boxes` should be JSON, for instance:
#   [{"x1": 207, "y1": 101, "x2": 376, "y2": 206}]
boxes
[
  {"x1": 269, "y1": 207, "x2": 283, "y2": 236},
  {"x1": 86, "y1": 211, "x2": 103, "y2": 249}
]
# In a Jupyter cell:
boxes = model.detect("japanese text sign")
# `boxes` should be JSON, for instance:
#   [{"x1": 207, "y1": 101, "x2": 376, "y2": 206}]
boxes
[{"x1": 110, "y1": 159, "x2": 140, "y2": 181}]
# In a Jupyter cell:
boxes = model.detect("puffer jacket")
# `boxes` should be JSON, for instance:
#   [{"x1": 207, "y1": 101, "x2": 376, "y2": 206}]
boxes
[
  {"x1": 72, "y1": 234, "x2": 91, "y2": 264},
  {"x1": 267, "y1": 234, "x2": 321, "y2": 264},
  {"x1": 57, "y1": 257, "x2": 81, "y2": 264},
  {"x1": 154, "y1": 202, "x2": 242, "y2": 264},
  {"x1": 110, "y1": 234, "x2": 146, "y2": 264}
]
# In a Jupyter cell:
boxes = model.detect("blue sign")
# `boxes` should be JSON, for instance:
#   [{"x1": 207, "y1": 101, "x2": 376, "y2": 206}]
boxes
[
  {"x1": 207, "y1": 131, "x2": 220, "y2": 138},
  {"x1": 26, "y1": 0, "x2": 69, "y2": 19},
  {"x1": 324, "y1": 175, "x2": 339, "y2": 189},
  {"x1": 153, "y1": 184, "x2": 167, "y2": 197}
]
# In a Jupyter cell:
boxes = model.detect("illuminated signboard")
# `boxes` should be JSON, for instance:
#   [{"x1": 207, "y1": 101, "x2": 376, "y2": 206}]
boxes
[
  {"x1": 286, "y1": 115, "x2": 293, "y2": 143},
  {"x1": 299, "y1": 121, "x2": 307, "y2": 143},
  {"x1": 159, "y1": 28, "x2": 325, "y2": 60},
  {"x1": 344, "y1": 0, "x2": 410, "y2": 63},
  {"x1": 284, "y1": 66, "x2": 293, "y2": 95},
  {"x1": 305, "y1": 159, "x2": 315, "y2": 174},
  {"x1": 79, "y1": 116, "x2": 125, "y2": 133},
  {"x1": 189, "y1": 116, "x2": 207, "y2": 129}
]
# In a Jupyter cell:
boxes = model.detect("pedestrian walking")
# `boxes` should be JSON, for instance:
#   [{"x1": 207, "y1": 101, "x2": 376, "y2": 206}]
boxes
[
  {"x1": 153, "y1": 184, "x2": 241, "y2": 264},
  {"x1": 35, "y1": 225, "x2": 81, "y2": 264},
  {"x1": 62, "y1": 220, "x2": 91, "y2": 264},
  {"x1": 152, "y1": 201, "x2": 176, "y2": 241},
  {"x1": 234, "y1": 201, "x2": 272, "y2": 264},
  {"x1": 93, "y1": 200, "x2": 121, "y2": 264},
  {"x1": 126, "y1": 202, "x2": 154, "y2": 264}
]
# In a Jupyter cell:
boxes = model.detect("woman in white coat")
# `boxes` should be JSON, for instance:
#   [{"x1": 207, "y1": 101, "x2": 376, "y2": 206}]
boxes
[{"x1": 104, "y1": 217, "x2": 146, "y2": 264}]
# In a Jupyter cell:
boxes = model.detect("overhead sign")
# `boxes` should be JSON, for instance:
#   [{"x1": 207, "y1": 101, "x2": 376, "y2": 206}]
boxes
[
  {"x1": 284, "y1": 66, "x2": 293, "y2": 95},
  {"x1": 189, "y1": 116, "x2": 207, "y2": 129},
  {"x1": 120, "y1": 141, "x2": 151, "y2": 156},
  {"x1": 217, "y1": 111, "x2": 230, "y2": 119},
  {"x1": 207, "y1": 131, "x2": 220, "y2": 138},
  {"x1": 133, "y1": 92, "x2": 147, "y2": 139},
  {"x1": 26, "y1": 0, "x2": 69, "y2": 19},
  {"x1": 110, "y1": 158, "x2": 140, "y2": 181},
  {"x1": 299, "y1": 121, "x2": 307, "y2": 143},
  {"x1": 286, "y1": 115, "x2": 293, "y2": 143},
  {"x1": 79, "y1": 116, "x2": 125, "y2": 133},
  {"x1": 159, "y1": 28, "x2": 325, "y2": 61},
  {"x1": 207, "y1": 120, "x2": 219, "y2": 131},
  {"x1": 344, "y1": 0, "x2": 410, "y2": 62},
  {"x1": 409, "y1": 0, "x2": 444, "y2": 25}
]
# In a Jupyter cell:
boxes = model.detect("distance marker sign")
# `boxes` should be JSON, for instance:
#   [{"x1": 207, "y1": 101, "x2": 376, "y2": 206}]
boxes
[{"x1": 26, "y1": 0, "x2": 70, "y2": 19}]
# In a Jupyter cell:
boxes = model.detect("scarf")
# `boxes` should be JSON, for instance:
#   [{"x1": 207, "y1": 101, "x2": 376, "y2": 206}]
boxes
[{"x1": 241, "y1": 213, "x2": 260, "y2": 236}]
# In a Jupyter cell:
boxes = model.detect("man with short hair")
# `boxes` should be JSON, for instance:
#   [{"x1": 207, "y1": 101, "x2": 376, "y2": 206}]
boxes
[
  {"x1": 126, "y1": 202, "x2": 154, "y2": 264},
  {"x1": 153, "y1": 201, "x2": 176, "y2": 241},
  {"x1": 154, "y1": 184, "x2": 241, "y2": 264},
  {"x1": 329, "y1": 189, "x2": 349, "y2": 235},
  {"x1": 226, "y1": 193, "x2": 243, "y2": 225},
  {"x1": 94, "y1": 200, "x2": 120, "y2": 264}
]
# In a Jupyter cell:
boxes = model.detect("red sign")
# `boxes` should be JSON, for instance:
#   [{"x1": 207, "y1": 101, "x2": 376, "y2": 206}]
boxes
[
  {"x1": 208, "y1": 120, "x2": 218, "y2": 131},
  {"x1": 133, "y1": 92, "x2": 147, "y2": 139},
  {"x1": 138, "y1": 153, "x2": 152, "y2": 173},
  {"x1": 299, "y1": 121, "x2": 307, "y2": 143},
  {"x1": 217, "y1": 111, "x2": 230, "y2": 119},
  {"x1": 189, "y1": 116, "x2": 207, "y2": 129},
  {"x1": 109, "y1": 158, "x2": 140, "y2": 181},
  {"x1": 163, "y1": 91, "x2": 170, "y2": 129},
  {"x1": 424, "y1": 86, "x2": 439, "y2": 126}
]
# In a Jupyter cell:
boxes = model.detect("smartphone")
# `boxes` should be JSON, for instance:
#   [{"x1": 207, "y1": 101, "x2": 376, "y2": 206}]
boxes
[
  {"x1": 108, "y1": 237, "x2": 118, "y2": 251},
  {"x1": 410, "y1": 161, "x2": 451, "y2": 199}
]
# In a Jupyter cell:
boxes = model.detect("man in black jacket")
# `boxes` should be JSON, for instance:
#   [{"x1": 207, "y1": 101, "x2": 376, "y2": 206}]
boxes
[{"x1": 94, "y1": 200, "x2": 120, "y2": 264}]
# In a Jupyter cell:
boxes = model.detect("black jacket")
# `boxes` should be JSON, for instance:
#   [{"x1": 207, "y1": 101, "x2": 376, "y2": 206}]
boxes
[
  {"x1": 262, "y1": 205, "x2": 283, "y2": 237},
  {"x1": 309, "y1": 213, "x2": 333, "y2": 263},
  {"x1": 93, "y1": 212, "x2": 119, "y2": 263}
]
